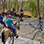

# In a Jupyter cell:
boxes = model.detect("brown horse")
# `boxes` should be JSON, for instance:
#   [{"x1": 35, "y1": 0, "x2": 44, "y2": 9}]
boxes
[
  {"x1": 1, "y1": 24, "x2": 19, "y2": 44},
  {"x1": 1, "y1": 18, "x2": 19, "y2": 44}
]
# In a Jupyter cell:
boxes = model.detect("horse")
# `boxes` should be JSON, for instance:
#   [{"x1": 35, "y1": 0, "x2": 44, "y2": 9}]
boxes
[
  {"x1": 0, "y1": 17, "x2": 19, "y2": 44},
  {"x1": 0, "y1": 22, "x2": 19, "y2": 44}
]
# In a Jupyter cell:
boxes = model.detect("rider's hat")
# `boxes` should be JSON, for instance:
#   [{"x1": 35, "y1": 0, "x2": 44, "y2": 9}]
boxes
[
  {"x1": 8, "y1": 15, "x2": 12, "y2": 18},
  {"x1": 0, "y1": 12, "x2": 2, "y2": 15}
]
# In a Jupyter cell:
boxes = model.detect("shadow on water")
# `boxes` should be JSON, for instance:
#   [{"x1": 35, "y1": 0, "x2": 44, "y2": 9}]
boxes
[
  {"x1": 31, "y1": 31, "x2": 41, "y2": 40},
  {"x1": 24, "y1": 19, "x2": 43, "y2": 38},
  {"x1": 24, "y1": 26, "x2": 40, "y2": 37}
]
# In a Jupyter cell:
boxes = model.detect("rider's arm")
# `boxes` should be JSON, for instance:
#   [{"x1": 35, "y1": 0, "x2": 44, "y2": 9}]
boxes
[
  {"x1": 12, "y1": 22, "x2": 14, "y2": 25},
  {"x1": 11, "y1": 19, "x2": 14, "y2": 26},
  {"x1": 12, "y1": 22, "x2": 17, "y2": 28},
  {"x1": 11, "y1": 19, "x2": 18, "y2": 28}
]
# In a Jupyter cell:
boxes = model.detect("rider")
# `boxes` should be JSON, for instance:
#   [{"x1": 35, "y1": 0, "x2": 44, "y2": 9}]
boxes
[
  {"x1": 6, "y1": 15, "x2": 18, "y2": 38},
  {"x1": 19, "y1": 6, "x2": 24, "y2": 18},
  {"x1": 0, "y1": 12, "x2": 6, "y2": 27}
]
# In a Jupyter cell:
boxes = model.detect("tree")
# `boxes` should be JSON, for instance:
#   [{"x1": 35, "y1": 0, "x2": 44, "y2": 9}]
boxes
[
  {"x1": 37, "y1": 0, "x2": 40, "y2": 17},
  {"x1": 2, "y1": 0, "x2": 6, "y2": 12},
  {"x1": 28, "y1": 0, "x2": 37, "y2": 16}
]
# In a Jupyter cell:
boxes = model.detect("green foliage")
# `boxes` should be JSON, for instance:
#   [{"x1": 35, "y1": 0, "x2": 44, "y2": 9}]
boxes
[
  {"x1": 28, "y1": 0, "x2": 37, "y2": 16},
  {"x1": 12, "y1": 0, "x2": 18, "y2": 8},
  {"x1": 29, "y1": 0, "x2": 37, "y2": 11},
  {"x1": 23, "y1": 2, "x2": 29, "y2": 11}
]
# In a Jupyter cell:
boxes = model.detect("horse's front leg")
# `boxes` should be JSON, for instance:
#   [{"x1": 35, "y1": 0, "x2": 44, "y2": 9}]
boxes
[
  {"x1": 12, "y1": 37, "x2": 14, "y2": 44},
  {"x1": 9, "y1": 37, "x2": 14, "y2": 44},
  {"x1": 9, "y1": 37, "x2": 12, "y2": 43}
]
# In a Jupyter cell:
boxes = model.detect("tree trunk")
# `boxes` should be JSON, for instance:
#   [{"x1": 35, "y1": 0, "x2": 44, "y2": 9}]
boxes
[
  {"x1": 43, "y1": 0, "x2": 44, "y2": 18},
  {"x1": 35, "y1": 9, "x2": 38, "y2": 17},
  {"x1": 37, "y1": 0, "x2": 40, "y2": 18},
  {"x1": 2, "y1": 0, "x2": 5, "y2": 12},
  {"x1": 9, "y1": 0, "x2": 11, "y2": 10},
  {"x1": 5, "y1": 1, "x2": 7, "y2": 9}
]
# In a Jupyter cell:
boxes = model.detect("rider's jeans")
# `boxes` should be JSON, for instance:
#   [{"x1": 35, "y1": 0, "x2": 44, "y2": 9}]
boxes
[
  {"x1": 8, "y1": 26, "x2": 17, "y2": 35},
  {"x1": 0, "y1": 21, "x2": 6, "y2": 27}
]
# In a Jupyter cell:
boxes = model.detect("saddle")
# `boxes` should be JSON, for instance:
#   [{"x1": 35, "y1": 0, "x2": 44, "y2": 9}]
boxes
[{"x1": 7, "y1": 27, "x2": 14, "y2": 32}]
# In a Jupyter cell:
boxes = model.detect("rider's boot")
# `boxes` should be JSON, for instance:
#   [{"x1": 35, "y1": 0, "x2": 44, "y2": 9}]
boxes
[{"x1": 15, "y1": 34, "x2": 19, "y2": 38}]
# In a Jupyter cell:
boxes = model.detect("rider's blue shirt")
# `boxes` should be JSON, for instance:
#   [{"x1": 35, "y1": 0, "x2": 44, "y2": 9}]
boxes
[
  {"x1": 0, "y1": 15, "x2": 3, "y2": 21},
  {"x1": 6, "y1": 18, "x2": 13, "y2": 27},
  {"x1": 20, "y1": 8, "x2": 24, "y2": 12}
]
